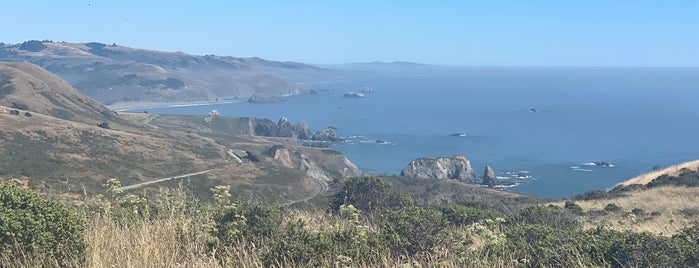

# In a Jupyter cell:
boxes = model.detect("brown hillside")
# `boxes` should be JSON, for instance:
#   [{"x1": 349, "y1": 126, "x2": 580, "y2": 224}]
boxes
[
  {"x1": 0, "y1": 62, "x2": 359, "y2": 205},
  {"x1": 0, "y1": 61, "x2": 117, "y2": 125}
]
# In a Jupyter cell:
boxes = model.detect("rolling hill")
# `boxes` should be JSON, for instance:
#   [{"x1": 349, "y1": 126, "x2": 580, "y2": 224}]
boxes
[
  {"x1": 0, "y1": 61, "x2": 357, "y2": 204},
  {"x1": 0, "y1": 41, "x2": 327, "y2": 106}
]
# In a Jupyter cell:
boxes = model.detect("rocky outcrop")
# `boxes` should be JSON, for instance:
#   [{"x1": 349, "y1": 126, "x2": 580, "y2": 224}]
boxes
[
  {"x1": 267, "y1": 145, "x2": 361, "y2": 182},
  {"x1": 252, "y1": 117, "x2": 312, "y2": 139},
  {"x1": 481, "y1": 165, "x2": 497, "y2": 188},
  {"x1": 400, "y1": 155, "x2": 477, "y2": 183},
  {"x1": 312, "y1": 127, "x2": 343, "y2": 142}
]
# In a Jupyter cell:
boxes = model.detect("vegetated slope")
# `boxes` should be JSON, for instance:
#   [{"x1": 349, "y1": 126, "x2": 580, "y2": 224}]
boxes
[
  {"x1": 555, "y1": 162, "x2": 699, "y2": 236},
  {"x1": 618, "y1": 159, "x2": 699, "y2": 186},
  {"x1": 0, "y1": 41, "x2": 326, "y2": 106},
  {"x1": 0, "y1": 62, "x2": 358, "y2": 205},
  {"x1": 0, "y1": 62, "x2": 121, "y2": 125},
  {"x1": 378, "y1": 175, "x2": 541, "y2": 211}
]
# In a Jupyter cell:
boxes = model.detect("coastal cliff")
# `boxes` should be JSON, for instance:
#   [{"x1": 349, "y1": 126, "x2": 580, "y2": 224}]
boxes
[{"x1": 400, "y1": 154, "x2": 477, "y2": 183}]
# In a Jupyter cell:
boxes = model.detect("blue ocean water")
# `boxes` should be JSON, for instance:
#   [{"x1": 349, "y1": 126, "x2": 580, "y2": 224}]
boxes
[{"x1": 144, "y1": 67, "x2": 699, "y2": 198}]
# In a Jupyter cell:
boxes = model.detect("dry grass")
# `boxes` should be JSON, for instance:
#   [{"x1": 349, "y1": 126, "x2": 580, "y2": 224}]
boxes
[
  {"x1": 555, "y1": 186, "x2": 699, "y2": 236},
  {"x1": 618, "y1": 159, "x2": 699, "y2": 186},
  {"x1": 86, "y1": 216, "x2": 221, "y2": 268}
]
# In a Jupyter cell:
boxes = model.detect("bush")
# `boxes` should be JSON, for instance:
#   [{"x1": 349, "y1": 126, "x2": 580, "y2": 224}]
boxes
[
  {"x1": 381, "y1": 204, "x2": 446, "y2": 255},
  {"x1": 574, "y1": 190, "x2": 610, "y2": 200},
  {"x1": 564, "y1": 201, "x2": 584, "y2": 215},
  {"x1": 261, "y1": 220, "x2": 332, "y2": 267},
  {"x1": 631, "y1": 208, "x2": 646, "y2": 216},
  {"x1": 440, "y1": 204, "x2": 499, "y2": 226},
  {"x1": 97, "y1": 122, "x2": 110, "y2": 129},
  {"x1": 0, "y1": 182, "x2": 85, "y2": 265},
  {"x1": 330, "y1": 176, "x2": 409, "y2": 213},
  {"x1": 604, "y1": 203, "x2": 622, "y2": 212},
  {"x1": 509, "y1": 205, "x2": 581, "y2": 230}
]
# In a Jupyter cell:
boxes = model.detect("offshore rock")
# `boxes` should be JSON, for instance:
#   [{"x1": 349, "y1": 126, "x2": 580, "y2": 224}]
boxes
[
  {"x1": 312, "y1": 127, "x2": 343, "y2": 142},
  {"x1": 481, "y1": 165, "x2": 497, "y2": 188},
  {"x1": 400, "y1": 154, "x2": 477, "y2": 183}
]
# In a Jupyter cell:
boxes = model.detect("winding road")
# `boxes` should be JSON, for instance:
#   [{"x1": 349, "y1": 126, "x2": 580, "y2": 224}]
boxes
[{"x1": 119, "y1": 169, "x2": 213, "y2": 191}]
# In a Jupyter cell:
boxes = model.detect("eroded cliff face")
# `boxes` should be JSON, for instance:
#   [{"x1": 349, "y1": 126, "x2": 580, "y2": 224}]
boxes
[
  {"x1": 267, "y1": 145, "x2": 361, "y2": 182},
  {"x1": 400, "y1": 154, "x2": 477, "y2": 183}
]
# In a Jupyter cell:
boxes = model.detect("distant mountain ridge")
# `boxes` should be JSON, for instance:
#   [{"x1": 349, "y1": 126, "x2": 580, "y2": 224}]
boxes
[{"x1": 0, "y1": 40, "x2": 325, "y2": 106}]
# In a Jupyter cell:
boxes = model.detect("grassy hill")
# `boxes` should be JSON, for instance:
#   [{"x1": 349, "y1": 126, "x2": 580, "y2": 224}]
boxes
[
  {"x1": 550, "y1": 160, "x2": 699, "y2": 236},
  {"x1": 0, "y1": 41, "x2": 327, "y2": 106},
  {"x1": 0, "y1": 62, "x2": 356, "y2": 205}
]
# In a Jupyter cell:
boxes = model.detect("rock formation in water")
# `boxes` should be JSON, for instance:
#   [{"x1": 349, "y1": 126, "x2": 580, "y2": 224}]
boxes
[
  {"x1": 312, "y1": 127, "x2": 343, "y2": 142},
  {"x1": 482, "y1": 165, "x2": 497, "y2": 188},
  {"x1": 400, "y1": 154, "x2": 477, "y2": 183}
]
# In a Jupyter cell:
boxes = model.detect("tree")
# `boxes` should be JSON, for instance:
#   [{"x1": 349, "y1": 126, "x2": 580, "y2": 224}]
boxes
[{"x1": 18, "y1": 40, "x2": 47, "y2": 52}]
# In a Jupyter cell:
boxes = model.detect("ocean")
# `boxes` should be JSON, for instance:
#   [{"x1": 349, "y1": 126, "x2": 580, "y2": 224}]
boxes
[{"x1": 142, "y1": 67, "x2": 699, "y2": 198}]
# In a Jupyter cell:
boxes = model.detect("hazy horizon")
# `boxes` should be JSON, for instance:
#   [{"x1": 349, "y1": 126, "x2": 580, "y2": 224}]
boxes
[{"x1": 2, "y1": 1, "x2": 697, "y2": 66}]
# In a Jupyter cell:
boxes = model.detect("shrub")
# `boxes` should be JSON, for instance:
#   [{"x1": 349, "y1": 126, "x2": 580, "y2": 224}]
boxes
[
  {"x1": 97, "y1": 122, "x2": 110, "y2": 129},
  {"x1": 509, "y1": 205, "x2": 581, "y2": 230},
  {"x1": 440, "y1": 204, "x2": 499, "y2": 226},
  {"x1": 261, "y1": 220, "x2": 332, "y2": 267},
  {"x1": 604, "y1": 203, "x2": 622, "y2": 212},
  {"x1": 631, "y1": 208, "x2": 646, "y2": 216},
  {"x1": 564, "y1": 201, "x2": 584, "y2": 215},
  {"x1": 381, "y1": 203, "x2": 446, "y2": 255},
  {"x1": 0, "y1": 182, "x2": 85, "y2": 265},
  {"x1": 574, "y1": 190, "x2": 610, "y2": 200},
  {"x1": 330, "y1": 176, "x2": 410, "y2": 213}
]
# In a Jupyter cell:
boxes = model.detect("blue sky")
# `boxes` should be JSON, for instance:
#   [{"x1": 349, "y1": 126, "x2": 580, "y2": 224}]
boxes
[{"x1": 2, "y1": 1, "x2": 697, "y2": 66}]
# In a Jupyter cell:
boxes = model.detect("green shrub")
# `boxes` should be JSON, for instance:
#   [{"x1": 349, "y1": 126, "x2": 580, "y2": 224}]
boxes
[
  {"x1": 381, "y1": 204, "x2": 446, "y2": 255},
  {"x1": 262, "y1": 220, "x2": 333, "y2": 267},
  {"x1": 331, "y1": 176, "x2": 410, "y2": 213},
  {"x1": 604, "y1": 203, "x2": 622, "y2": 212},
  {"x1": 631, "y1": 208, "x2": 646, "y2": 216},
  {"x1": 509, "y1": 205, "x2": 581, "y2": 230},
  {"x1": 564, "y1": 201, "x2": 584, "y2": 215},
  {"x1": 440, "y1": 204, "x2": 499, "y2": 226},
  {"x1": 0, "y1": 182, "x2": 85, "y2": 265},
  {"x1": 593, "y1": 229, "x2": 699, "y2": 267}
]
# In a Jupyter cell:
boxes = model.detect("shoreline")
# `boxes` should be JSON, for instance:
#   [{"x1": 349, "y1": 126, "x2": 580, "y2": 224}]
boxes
[{"x1": 107, "y1": 99, "x2": 246, "y2": 112}]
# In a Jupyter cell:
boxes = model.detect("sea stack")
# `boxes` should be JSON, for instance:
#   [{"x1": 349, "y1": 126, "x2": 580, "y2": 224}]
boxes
[
  {"x1": 400, "y1": 154, "x2": 477, "y2": 183},
  {"x1": 481, "y1": 165, "x2": 497, "y2": 188}
]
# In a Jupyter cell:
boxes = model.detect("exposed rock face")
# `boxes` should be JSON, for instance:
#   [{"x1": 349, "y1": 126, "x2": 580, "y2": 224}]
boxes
[
  {"x1": 251, "y1": 117, "x2": 312, "y2": 139},
  {"x1": 312, "y1": 127, "x2": 343, "y2": 142},
  {"x1": 482, "y1": 165, "x2": 497, "y2": 188},
  {"x1": 267, "y1": 145, "x2": 361, "y2": 182},
  {"x1": 400, "y1": 154, "x2": 477, "y2": 183}
]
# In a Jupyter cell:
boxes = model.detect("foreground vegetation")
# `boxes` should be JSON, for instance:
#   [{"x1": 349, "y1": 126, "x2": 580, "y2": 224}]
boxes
[{"x1": 1, "y1": 175, "x2": 698, "y2": 267}]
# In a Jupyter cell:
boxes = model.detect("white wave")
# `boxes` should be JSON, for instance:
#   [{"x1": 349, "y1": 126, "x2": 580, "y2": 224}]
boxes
[
  {"x1": 496, "y1": 176, "x2": 510, "y2": 180},
  {"x1": 495, "y1": 183, "x2": 519, "y2": 188},
  {"x1": 581, "y1": 162, "x2": 615, "y2": 167},
  {"x1": 572, "y1": 167, "x2": 593, "y2": 172}
]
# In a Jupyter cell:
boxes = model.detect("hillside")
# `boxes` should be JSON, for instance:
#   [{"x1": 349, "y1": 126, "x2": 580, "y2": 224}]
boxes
[
  {"x1": 0, "y1": 61, "x2": 359, "y2": 204},
  {"x1": 550, "y1": 161, "x2": 699, "y2": 236},
  {"x1": 0, "y1": 41, "x2": 327, "y2": 106}
]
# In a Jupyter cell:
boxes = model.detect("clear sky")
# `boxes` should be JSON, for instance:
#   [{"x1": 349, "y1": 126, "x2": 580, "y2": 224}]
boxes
[{"x1": 2, "y1": 1, "x2": 697, "y2": 66}]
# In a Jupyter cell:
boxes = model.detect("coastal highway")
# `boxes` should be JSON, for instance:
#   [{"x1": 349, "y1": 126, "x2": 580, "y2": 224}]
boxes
[{"x1": 119, "y1": 169, "x2": 213, "y2": 191}]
